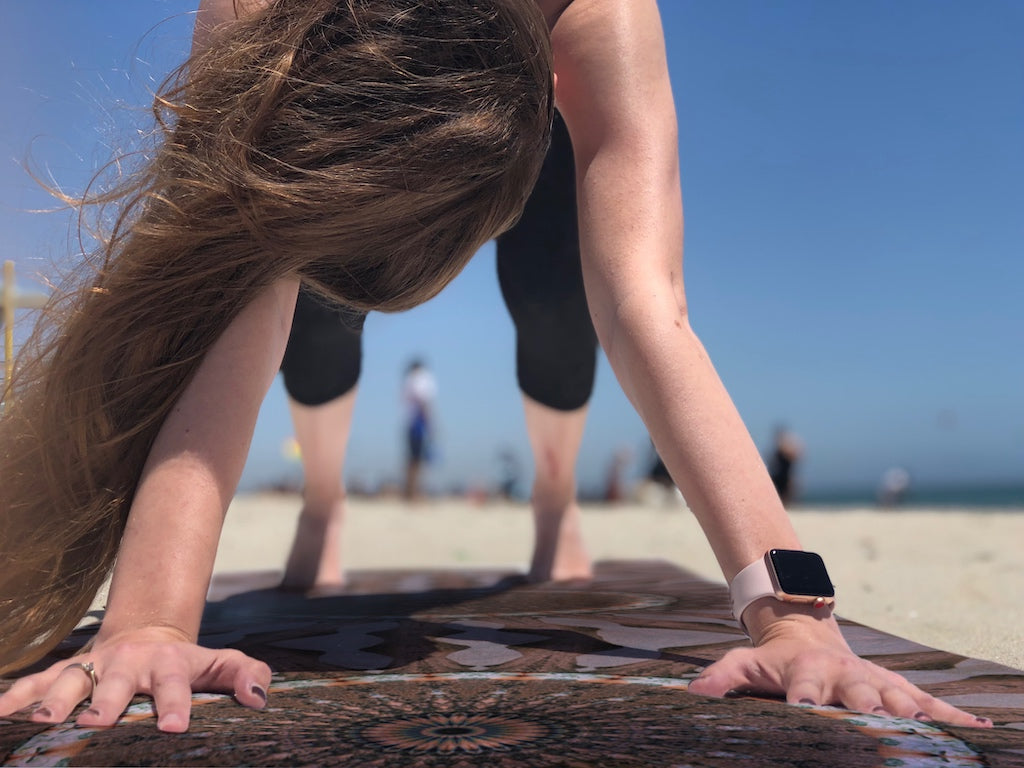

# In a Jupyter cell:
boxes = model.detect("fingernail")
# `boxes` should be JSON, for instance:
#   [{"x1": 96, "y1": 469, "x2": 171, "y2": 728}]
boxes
[
  {"x1": 913, "y1": 711, "x2": 932, "y2": 722},
  {"x1": 872, "y1": 706, "x2": 888, "y2": 715},
  {"x1": 251, "y1": 685, "x2": 267, "y2": 704},
  {"x1": 976, "y1": 716, "x2": 992, "y2": 726},
  {"x1": 158, "y1": 713, "x2": 186, "y2": 732},
  {"x1": 799, "y1": 698, "x2": 817, "y2": 706},
  {"x1": 84, "y1": 708, "x2": 101, "y2": 718},
  {"x1": 33, "y1": 706, "x2": 53, "y2": 720}
]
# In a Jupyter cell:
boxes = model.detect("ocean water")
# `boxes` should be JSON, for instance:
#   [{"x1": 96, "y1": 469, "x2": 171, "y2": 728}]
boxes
[{"x1": 798, "y1": 483, "x2": 1024, "y2": 510}]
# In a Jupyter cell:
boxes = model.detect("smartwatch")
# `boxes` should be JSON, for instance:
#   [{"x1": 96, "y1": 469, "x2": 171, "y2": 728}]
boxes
[{"x1": 729, "y1": 549, "x2": 835, "y2": 633}]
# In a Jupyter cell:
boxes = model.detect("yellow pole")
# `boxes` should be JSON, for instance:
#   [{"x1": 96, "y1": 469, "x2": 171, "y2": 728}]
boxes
[{"x1": 2, "y1": 260, "x2": 14, "y2": 384}]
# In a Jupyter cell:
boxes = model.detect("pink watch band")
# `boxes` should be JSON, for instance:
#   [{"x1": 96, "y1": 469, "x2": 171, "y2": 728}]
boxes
[{"x1": 729, "y1": 555, "x2": 775, "y2": 633}]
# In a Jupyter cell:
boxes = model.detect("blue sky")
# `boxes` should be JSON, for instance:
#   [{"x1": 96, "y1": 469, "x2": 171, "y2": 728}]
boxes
[{"x1": 1, "y1": 1, "x2": 1021, "y2": 497}]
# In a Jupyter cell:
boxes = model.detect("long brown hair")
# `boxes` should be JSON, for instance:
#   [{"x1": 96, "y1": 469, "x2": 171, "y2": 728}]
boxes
[{"x1": 0, "y1": 0, "x2": 553, "y2": 673}]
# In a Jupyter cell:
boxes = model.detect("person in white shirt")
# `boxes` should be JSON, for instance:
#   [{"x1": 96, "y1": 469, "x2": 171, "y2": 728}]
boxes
[{"x1": 402, "y1": 359, "x2": 437, "y2": 500}]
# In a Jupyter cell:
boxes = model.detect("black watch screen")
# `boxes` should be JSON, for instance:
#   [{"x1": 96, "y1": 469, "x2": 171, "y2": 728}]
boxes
[{"x1": 769, "y1": 549, "x2": 835, "y2": 597}]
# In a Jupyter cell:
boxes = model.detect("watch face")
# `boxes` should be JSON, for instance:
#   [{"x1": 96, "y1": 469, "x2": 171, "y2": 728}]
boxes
[{"x1": 768, "y1": 549, "x2": 835, "y2": 598}]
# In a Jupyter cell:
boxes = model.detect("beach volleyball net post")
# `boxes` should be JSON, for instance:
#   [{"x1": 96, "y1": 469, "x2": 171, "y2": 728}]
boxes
[
  {"x1": 1, "y1": 260, "x2": 49, "y2": 392},
  {"x1": 2, "y1": 260, "x2": 14, "y2": 385}
]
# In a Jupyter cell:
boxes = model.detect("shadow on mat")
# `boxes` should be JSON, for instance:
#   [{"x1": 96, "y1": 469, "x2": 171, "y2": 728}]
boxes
[
  {"x1": 17, "y1": 562, "x2": 726, "y2": 677},
  {"x1": 197, "y1": 567, "x2": 715, "y2": 673}
]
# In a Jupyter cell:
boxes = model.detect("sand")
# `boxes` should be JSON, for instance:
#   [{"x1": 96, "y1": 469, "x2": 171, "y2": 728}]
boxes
[{"x1": 215, "y1": 493, "x2": 1024, "y2": 671}]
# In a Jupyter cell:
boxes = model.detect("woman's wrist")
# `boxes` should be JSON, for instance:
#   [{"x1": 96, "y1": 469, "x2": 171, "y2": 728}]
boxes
[
  {"x1": 92, "y1": 620, "x2": 198, "y2": 649},
  {"x1": 99, "y1": 560, "x2": 209, "y2": 645},
  {"x1": 742, "y1": 597, "x2": 844, "y2": 648}
]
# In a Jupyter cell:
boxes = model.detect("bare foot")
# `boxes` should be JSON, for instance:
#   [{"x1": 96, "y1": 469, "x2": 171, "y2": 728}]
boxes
[
  {"x1": 280, "y1": 498, "x2": 346, "y2": 591},
  {"x1": 528, "y1": 501, "x2": 593, "y2": 582}
]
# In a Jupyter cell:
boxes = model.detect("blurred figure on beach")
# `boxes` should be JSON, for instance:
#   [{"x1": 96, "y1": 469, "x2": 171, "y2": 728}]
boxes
[
  {"x1": 402, "y1": 359, "x2": 437, "y2": 501},
  {"x1": 636, "y1": 441, "x2": 684, "y2": 507},
  {"x1": 604, "y1": 445, "x2": 633, "y2": 503},
  {"x1": 767, "y1": 426, "x2": 803, "y2": 507},
  {"x1": 496, "y1": 447, "x2": 523, "y2": 501},
  {"x1": 878, "y1": 466, "x2": 911, "y2": 508},
  {"x1": 647, "y1": 448, "x2": 673, "y2": 491}
]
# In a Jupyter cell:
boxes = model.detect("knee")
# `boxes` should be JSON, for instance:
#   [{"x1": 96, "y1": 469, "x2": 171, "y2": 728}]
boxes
[
  {"x1": 512, "y1": 298, "x2": 597, "y2": 411},
  {"x1": 532, "y1": 446, "x2": 576, "y2": 507},
  {"x1": 302, "y1": 478, "x2": 346, "y2": 508}
]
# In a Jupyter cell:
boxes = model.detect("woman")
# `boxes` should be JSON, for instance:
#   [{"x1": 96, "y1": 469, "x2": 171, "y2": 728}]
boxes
[
  {"x1": 277, "y1": 110, "x2": 594, "y2": 588},
  {"x1": 0, "y1": 0, "x2": 988, "y2": 733}
]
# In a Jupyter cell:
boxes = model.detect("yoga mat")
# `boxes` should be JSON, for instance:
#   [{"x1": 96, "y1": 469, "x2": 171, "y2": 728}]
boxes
[{"x1": 3, "y1": 561, "x2": 1023, "y2": 766}]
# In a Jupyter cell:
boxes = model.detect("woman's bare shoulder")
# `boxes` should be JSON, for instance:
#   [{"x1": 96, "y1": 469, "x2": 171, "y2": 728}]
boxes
[{"x1": 533, "y1": 0, "x2": 575, "y2": 29}]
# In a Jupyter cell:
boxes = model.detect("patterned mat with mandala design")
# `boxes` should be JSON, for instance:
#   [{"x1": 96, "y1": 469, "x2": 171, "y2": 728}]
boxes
[{"x1": 2, "y1": 560, "x2": 1023, "y2": 766}]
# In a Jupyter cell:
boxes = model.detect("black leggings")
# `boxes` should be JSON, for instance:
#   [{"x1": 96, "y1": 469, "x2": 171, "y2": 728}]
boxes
[{"x1": 280, "y1": 113, "x2": 597, "y2": 411}]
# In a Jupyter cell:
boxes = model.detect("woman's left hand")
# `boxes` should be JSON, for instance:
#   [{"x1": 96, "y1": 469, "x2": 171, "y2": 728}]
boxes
[{"x1": 688, "y1": 611, "x2": 992, "y2": 728}]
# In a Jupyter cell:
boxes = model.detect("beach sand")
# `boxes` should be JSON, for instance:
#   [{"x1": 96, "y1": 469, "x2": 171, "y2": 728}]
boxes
[{"x1": 215, "y1": 493, "x2": 1024, "y2": 671}]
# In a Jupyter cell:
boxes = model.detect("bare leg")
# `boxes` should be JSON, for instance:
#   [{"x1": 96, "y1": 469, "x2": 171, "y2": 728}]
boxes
[
  {"x1": 280, "y1": 389, "x2": 356, "y2": 590},
  {"x1": 403, "y1": 456, "x2": 424, "y2": 502},
  {"x1": 523, "y1": 396, "x2": 593, "y2": 582}
]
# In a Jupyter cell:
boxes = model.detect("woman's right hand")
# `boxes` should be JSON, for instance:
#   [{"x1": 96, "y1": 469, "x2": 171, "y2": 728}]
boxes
[
  {"x1": 0, "y1": 627, "x2": 271, "y2": 733},
  {"x1": 0, "y1": 280, "x2": 296, "y2": 734}
]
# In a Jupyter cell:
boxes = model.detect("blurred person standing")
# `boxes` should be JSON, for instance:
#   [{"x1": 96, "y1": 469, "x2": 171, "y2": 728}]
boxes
[
  {"x1": 878, "y1": 466, "x2": 911, "y2": 508},
  {"x1": 768, "y1": 426, "x2": 803, "y2": 507},
  {"x1": 402, "y1": 359, "x2": 437, "y2": 501}
]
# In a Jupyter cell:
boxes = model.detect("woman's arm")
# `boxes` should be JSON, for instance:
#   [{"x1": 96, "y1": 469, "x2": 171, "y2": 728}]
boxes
[
  {"x1": 547, "y1": 0, "x2": 798, "y2": 581},
  {"x1": 0, "y1": 1, "x2": 296, "y2": 733},
  {"x1": 543, "y1": 0, "x2": 987, "y2": 727},
  {"x1": 0, "y1": 278, "x2": 299, "y2": 732},
  {"x1": 100, "y1": 278, "x2": 299, "y2": 643}
]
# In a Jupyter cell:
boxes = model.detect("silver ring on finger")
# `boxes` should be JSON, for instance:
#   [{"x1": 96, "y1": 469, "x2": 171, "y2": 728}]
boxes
[{"x1": 65, "y1": 661, "x2": 99, "y2": 698}]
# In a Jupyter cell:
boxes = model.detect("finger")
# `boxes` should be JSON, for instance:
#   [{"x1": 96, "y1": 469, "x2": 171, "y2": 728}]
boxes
[
  {"x1": 77, "y1": 671, "x2": 138, "y2": 728},
  {"x1": 831, "y1": 680, "x2": 889, "y2": 716},
  {"x1": 151, "y1": 670, "x2": 195, "y2": 733},
  {"x1": 879, "y1": 686, "x2": 927, "y2": 721},
  {"x1": 0, "y1": 660, "x2": 77, "y2": 716},
  {"x1": 31, "y1": 664, "x2": 95, "y2": 723},
  {"x1": 688, "y1": 649, "x2": 768, "y2": 698},
  {"x1": 784, "y1": 675, "x2": 829, "y2": 709},
  {"x1": 907, "y1": 689, "x2": 993, "y2": 728},
  {"x1": 231, "y1": 659, "x2": 272, "y2": 710},
  {"x1": 197, "y1": 648, "x2": 272, "y2": 709},
  {"x1": 0, "y1": 674, "x2": 56, "y2": 716},
  {"x1": 869, "y1": 668, "x2": 993, "y2": 728}
]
